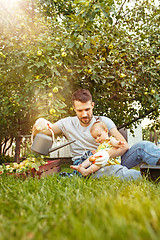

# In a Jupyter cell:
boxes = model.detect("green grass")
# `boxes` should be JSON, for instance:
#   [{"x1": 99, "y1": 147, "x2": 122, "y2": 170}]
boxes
[{"x1": 0, "y1": 165, "x2": 160, "y2": 240}]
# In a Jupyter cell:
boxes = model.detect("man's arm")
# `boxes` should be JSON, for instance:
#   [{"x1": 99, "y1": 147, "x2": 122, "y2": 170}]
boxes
[
  {"x1": 32, "y1": 122, "x2": 62, "y2": 137},
  {"x1": 107, "y1": 127, "x2": 129, "y2": 158}
]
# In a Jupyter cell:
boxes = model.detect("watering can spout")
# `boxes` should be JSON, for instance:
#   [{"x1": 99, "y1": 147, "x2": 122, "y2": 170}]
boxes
[
  {"x1": 31, "y1": 132, "x2": 76, "y2": 156},
  {"x1": 48, "y1": 140, "x2": 76, "y2": 154}
]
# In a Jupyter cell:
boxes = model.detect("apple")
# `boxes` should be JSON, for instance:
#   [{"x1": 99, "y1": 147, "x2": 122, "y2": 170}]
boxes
[
  {"x1": 0, "y1": 52, "x2": 6, "y2": 58},
  {"x1": 151, "y1": 89, "x2": 155, "y2": 94},
  {"x1": 120, "y1": 73, "x2": 126, "y2": 78},
  {"x1": 101, "y1": 48, "x2": 106, "y2": 52},
  {"x1": 61, "y1": 48, "x2": 65, "y2": 52},
  {"x1": 108, "y1": 44, "x2": 113, "y2": 50},
  {"x1": 37, "y1": 50, "x2": 42, "y2": 57},
  {"x1": 49, "y1": 108, "x2": 56, "y2": 114},
  {"x1": 61, "y1": 52, "x2": 67, "y2": 57},
  {"x1": 67, "y1": 69, "x2": 73, "y2": 73},
  {"x1": 53, "y1": 87, "x2": 58, "y2": 93},
  {"x1": 79, "y1": 42, "x2": 83, "y2": 46},
  {"x1": 57, "y1": 62, "x2": 62, "y2": 66},
  {"x1": 48, "y1": 93, "x2": 53, "y2": 97}
]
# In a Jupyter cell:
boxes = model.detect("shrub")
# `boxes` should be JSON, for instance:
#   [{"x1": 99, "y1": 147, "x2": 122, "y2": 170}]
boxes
[{"x1": 0, "y1": 155, "x2": 14, "y2": 165}]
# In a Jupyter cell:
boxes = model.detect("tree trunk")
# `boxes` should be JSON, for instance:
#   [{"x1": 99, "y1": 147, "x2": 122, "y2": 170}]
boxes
[
  {"x1": 0, "y1": 146, "x2": 2, "y2": 156},
  {"x1": 14, "y1": 136, "x2": 22, "y2": 163},
  {"x1": 150, "y1": 131, "x2": 153, "y2": 142},
  {"x1": 154, "y1": 129, "x2": 157, "y2": 145},
  {"x1": 2, "y1": 137, "x2": 13, "y2": 155}
]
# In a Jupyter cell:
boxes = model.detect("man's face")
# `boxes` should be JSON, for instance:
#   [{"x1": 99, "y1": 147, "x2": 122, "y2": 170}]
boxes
[{"x1": 73, "y1": 100, "x2": 94, "y2": 126}]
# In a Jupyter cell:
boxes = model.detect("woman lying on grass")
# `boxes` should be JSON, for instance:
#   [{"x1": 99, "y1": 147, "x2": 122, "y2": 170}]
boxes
[{"x1": 70, "y1": 121, "x2": 125, "y2": 176}]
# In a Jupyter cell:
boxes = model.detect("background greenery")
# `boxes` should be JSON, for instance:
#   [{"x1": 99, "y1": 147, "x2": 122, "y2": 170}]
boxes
[{"x1": 0, "y1": 0, "x2": 159, "y2": 159}]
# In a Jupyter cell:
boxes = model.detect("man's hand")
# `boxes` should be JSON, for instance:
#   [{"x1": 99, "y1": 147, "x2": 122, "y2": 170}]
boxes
[
  {"x1": 31, "y1": 118, "x2": 53, "y2": 143},
  {"x1": 33, "y1": 118, "x2": 52, "y2": 131},
  {"x1": 31, "y1": 118, "x2": 62, "y2": 143}
]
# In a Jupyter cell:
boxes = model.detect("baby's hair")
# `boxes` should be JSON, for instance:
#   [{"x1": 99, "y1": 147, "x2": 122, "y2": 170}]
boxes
[{"x1": 90, "y1": 121, "x2": 108, "y2": 134}]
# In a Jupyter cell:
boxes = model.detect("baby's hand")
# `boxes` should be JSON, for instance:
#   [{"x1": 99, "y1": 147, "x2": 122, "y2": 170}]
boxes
[
  {"x1": 118, "y1": 141, "x2": 125, "y2": 148},
  {"x1": 89, "y1": 156, "x2": 96, "y2": 163}
]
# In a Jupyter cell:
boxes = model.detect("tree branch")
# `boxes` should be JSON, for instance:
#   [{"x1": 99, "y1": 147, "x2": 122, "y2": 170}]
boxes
[
  {"x1": 110, "y1": 0, "x2": 128, "y2": 33},
  {"x1": 118, "y1": 107, "x2": 158, "y2": 129}
]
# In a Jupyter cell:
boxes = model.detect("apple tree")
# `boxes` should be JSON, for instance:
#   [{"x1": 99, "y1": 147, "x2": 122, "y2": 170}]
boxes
[
  {"x1": 0, "y1": 0, "x2": 159, "y2": 160},
  {"x1": 0, "y1": 0, "x2": 72, "y2": 159},
  {"x1": 37, "y1": 0, "x2": 160, "y2": 130}
]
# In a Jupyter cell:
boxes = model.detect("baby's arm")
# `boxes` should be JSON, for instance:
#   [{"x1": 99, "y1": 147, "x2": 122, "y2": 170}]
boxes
[{"x1": 110, "y1": 137, "x2": 125, "y2": 148}]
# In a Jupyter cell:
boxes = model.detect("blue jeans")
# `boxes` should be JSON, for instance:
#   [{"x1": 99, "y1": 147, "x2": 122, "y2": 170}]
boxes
[
  {"x1": 94, "y1": 140, "x2": 159, "y2": 180},
  {"x1": 73, "y1": 151, "x2": 93, "y2": 166},
  {"x1": 66, "y1": 141, "x2": 159, "y2": 180},
  {"x1": 59, "y1": 151, "x2": 93, "y2": 177},
  {"x1": 72, "y1": 151, "x2": 93, "y2": 176},
  {"x1": 121, "y1": 141, "x2": 160, "y2": 168},
  {"x1": 74, "y1": 151, "x2": 141, "y2": 180}
]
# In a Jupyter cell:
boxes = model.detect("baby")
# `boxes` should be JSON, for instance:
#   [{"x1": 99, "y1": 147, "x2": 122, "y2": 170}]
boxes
[{"x1": 70, "y1": 121, "x2": 125, "y2": 176}]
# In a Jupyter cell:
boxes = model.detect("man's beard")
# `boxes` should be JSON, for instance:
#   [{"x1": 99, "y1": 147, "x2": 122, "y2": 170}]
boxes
[{"x1": 78, "y1": 115, "x2": 93, "y2": 125}]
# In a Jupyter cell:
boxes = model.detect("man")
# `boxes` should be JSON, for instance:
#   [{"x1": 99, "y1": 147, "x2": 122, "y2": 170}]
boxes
[{"x1": 32, "y1": 89, "x2": 160, "y2": 180}]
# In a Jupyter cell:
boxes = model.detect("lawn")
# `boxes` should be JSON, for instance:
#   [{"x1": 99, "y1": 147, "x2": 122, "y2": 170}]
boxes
[{"x1": 0, "y1": 165, "x2": 160, "y2": 240}]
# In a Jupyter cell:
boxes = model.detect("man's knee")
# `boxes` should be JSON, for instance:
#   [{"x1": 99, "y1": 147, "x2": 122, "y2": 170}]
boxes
[{"x1": 134, "y1": 140, "x2": 153, "y2": 148}]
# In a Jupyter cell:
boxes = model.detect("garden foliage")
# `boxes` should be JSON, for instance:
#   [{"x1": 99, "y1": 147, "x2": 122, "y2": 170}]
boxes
[{"x1": 0, "y1": 0, "x2": 159, "y2": 155}]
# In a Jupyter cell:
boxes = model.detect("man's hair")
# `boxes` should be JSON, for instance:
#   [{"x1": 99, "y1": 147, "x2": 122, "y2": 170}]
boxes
[
  {"x1": 90, "y1": 121, "x2": 108, "y2": 134},
  {"x1": 72, "y1": 89, "x2": 92, "y2": 104}
]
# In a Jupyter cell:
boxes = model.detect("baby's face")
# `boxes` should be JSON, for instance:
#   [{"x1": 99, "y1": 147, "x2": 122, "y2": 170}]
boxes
[{"x1": 91, "y1": 126, "x2": 108, "y2": 144}]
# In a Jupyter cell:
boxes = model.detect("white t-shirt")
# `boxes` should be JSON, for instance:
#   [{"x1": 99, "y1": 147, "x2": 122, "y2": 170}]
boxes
[{"x1": 56, "y1": 116, "x2": 116, "y2": 160}]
